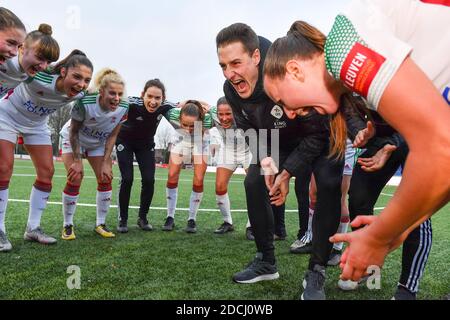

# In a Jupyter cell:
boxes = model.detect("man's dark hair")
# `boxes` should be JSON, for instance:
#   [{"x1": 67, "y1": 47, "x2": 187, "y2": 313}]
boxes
[{"x1": 216, "y1": 23, "x2": 259, "y2": 55}]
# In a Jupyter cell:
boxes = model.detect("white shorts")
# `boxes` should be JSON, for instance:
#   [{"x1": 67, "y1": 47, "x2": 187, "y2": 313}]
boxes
[
  {"x1": 61, "y1": 137, "x2": 105, "y2": 157},
  {"x1": 170, "y1": 133, "x2": 210, "y2": 165},
  {"x1": 217, "y1": 142, "x2": 252, "y2": 171},
  {"x1": 0, "y1": 103, "x2": 51, "y2": 145},
  {"x1": 343, "y1": 139, "x2": 356, "y2": 176}
]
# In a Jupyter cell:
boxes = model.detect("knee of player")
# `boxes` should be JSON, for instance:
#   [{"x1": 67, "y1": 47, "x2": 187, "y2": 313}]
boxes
[
  {"x1": 215, "y1": 182, "x2": 228, "y2": 195},
  {"x1": 142, "y1": 176, "x2": 155, "y2": 186},
  {"x1": 0, "y1": 163, "x2": 13, "y2": 180},
  {"x1": 193, "y1": 175, "x2": 205, "y2": 187},
  {"x1": 244, "y1": 172, "x2": 261, "y2": 189},
  {"x1": 68, "y1": 176, "x2": 83, "y2": 186},
  {"x1": 317, "y1": 176, "x2": 342, "y2": 196},
  {"x1": 120, "y1": 175, "x2": 134, "y2": 186},
  {"x1": 215, "y1": 184, "x2": 228, "y2": 196},
  {"x1": 166, "y1": 181, "x2": 178, "y2": 189},
  {"x1": 97, "y1": 182, "x2": 113, "y2": 192},
  {"x1": 167, "y1": 170, "x2": 180, "y2": 182},
  {"x1": 37, "y1": 164, "x2": 55, "y2": 181},
  {"x1": 193, "y1": 183, "x2": 204, "y2": 193}
]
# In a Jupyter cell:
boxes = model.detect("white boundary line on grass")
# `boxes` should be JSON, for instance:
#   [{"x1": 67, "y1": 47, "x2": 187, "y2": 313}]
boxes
[{"x1": 8, "y1": 199, "x2": 386, "y2": 213}]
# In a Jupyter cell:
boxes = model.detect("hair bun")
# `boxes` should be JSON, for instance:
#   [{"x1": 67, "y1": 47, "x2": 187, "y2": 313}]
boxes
[{"x1": 38, "y1": 23, "x2": 52, "y2": 36}]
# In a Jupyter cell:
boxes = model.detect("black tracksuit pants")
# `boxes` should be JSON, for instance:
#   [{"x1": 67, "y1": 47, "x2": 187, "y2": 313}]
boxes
[
  {"x1": 295, "y1": 166, "x2": 313, "y2": 239},
  {"x1": 116, "y1": 139, "x2": 156, "y2": 222},
  {"x1": 348, "y1": 145, "x2": 432, "y2": 293},
  {"x1": 245, "y1": 148, "x2": 343, "y2": 268}
]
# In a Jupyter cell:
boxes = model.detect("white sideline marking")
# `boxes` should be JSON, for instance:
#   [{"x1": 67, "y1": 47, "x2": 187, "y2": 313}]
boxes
[{"x1": 8, "y1": 199, "x2": 386, "y2": 213}]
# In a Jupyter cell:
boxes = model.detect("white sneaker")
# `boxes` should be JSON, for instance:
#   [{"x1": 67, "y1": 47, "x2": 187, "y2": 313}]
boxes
[
  {"x1": 290, "y1": 238, "x2": 312, "y2": 254},
  {"x1": 0, "y1": 230, "x2": 12, "y2": 252},
  {"x1": 24, "y1": 227, "x2": 57, "y2": 245},
  {"x1": 337, "y1": 275, "x2": 370, "y2": 291}
]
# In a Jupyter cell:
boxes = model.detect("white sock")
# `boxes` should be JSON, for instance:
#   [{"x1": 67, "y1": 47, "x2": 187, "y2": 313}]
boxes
[
  {"x1": 188, "y1": 191, "x2": 203, "y2": 221},
  {"x1": 333, "y1": 219, "x2": 350, "y2": 251},
  {"x1": 246, "y1": 220, "x2": 251, "y2": 229},
  {"x1": 27, "y1": 186, "x2": 50, "y2": 230},
  {"x1": 166, "y1": 188, "x2": 178, "y2": 218},
  {"x1": 63, "y1": 192, "x2": 79, "y2": 227},
  {"x1": 96, "y1": 190, "x2": 112, "y2": 226},
  {"x1": 0, "y1": 189, "x2": 8, "y2": 233},
  {"x1": 216, "y1": 193, "x2": 232, "y2": 224}
]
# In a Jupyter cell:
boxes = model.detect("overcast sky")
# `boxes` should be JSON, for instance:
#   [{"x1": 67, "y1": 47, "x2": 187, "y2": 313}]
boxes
[{"x1": 3, "y1": 0, "x2": 349, "y2": 104}]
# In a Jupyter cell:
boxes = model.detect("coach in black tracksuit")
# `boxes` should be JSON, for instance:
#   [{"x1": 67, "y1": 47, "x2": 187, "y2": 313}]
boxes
[
  {"x1": 116, "y1": 94, "x2": 175, "y2": 232},
  {"x1": 217, "y1": 25, "x2": 343, "y2": 289},
  {"x1": 344, "y1": 101, "x2": 433, "y2": 300}
]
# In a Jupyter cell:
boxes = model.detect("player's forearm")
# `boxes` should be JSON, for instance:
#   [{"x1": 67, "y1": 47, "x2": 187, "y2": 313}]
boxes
[
  {"x1": 365, "y1": 147, "x2": 450, "y2": 244},
  {"x1": 103, "y1": 126, "x2": 121, "y2": 162},
  {"x1": 69, "y1": 134, "x2": 82, "y2": 161},
  {"x1": 103, "y1": 137, "x2": 116, "y2": 162},
  {"x1": 371, "y1": 57, "x2": 450, "y2": 244}
]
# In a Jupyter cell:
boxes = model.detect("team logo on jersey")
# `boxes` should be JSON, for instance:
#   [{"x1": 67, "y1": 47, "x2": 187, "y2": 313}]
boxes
[
  {"x1": 340, "y1": 42, "x2": 386, "y2": 99},
  {"x1": 271, "y1": 105, "x2": 283, "y2": 119},
  {"x1": 136, "y1": 116, "x2": 144, "y2": 121},
  {"x1": 117, "y1": 144, "x2": 124, "y2": 152},
  {"x1": 111, "y1": 116, "x2": 117, "y2": 123},
  {"x1": 274, "y1": 120, "x2": 287, "y2": 129}
]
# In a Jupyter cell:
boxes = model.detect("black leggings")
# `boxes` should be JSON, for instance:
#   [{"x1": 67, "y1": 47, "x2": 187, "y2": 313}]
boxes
[
  {"x1": 306, "y1": 153, "x2": 343, "y2": 269},
  {"x1": 349, "y1": 145, "x2": 432, "y2": 293},
  {"x1": 295, "y1": 166, "x2": 313, "y2": 239},
  {"x1": 245, "y1": 149, "x2": 343, "y2": 267},
  {"x1": 116, "y1": 139, "x2": 156, "y2": 222}
]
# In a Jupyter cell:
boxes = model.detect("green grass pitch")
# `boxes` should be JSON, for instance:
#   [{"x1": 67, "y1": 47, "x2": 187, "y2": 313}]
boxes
[{"x1": 1, "y1": 159, "x2": 448, "y2": 300}]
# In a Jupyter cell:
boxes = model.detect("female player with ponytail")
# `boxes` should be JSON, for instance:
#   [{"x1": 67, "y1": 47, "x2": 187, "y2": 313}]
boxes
[
  {"x1": 0, "y1": 42, "x2": 93, "y2": 251},
  {"x1": 59, "y1": 68, "x2": 128, "y2": 240}
]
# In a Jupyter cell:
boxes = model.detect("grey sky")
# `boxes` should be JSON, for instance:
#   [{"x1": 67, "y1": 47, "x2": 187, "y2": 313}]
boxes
[{"x1": 3, "y1": 0, "x2": 349, "y2": 103}]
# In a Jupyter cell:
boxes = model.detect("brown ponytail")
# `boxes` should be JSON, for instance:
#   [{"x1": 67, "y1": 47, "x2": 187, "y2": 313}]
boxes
[
  {"x1": 329, "y1": 111, "x2": 347, "y2": 160},
  {"x1": 265, "y1": 21, "x2": 348, "y2": 159},
  {"x1": 264, "y1": 20, "x2": 326, "y2": 80},
  {"x1": 50, "y1": 49, "x2": 93, "y2": 75},
  {"x1": 24, "y1": 23, "x2": 60, "y2": 63}
]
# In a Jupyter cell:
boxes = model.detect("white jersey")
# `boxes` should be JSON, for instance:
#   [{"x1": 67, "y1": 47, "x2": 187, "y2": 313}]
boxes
[
  {"x1": 326, "y1": 0, "x2": 450, "y2": 109},
  {"x1": 60, "y1": 93, "x2": 129, "y2": 150},
  {"x1": 1, "y1": 71, "x2": 85, "y2": 129},
  {"x1": 209, "y1": 106, "x2": 252, "y2": 170},
  {"x1": 0, "y1": 56, "x2": 27, "y2": 98}
]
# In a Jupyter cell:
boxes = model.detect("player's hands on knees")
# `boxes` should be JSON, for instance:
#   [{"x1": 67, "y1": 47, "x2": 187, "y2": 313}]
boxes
[
  {"x1": 261, "y1": 157, "x2": 278, "y2": 191},
  {"x1": 270, "y1": 176, "x2": 289, "y2": 206},
  {"x1": 358, "y1": 144, "x2": 397, "y2": 172},
  {"x1": 68, "y1": 161, "x2": 84, "y2": 183},
  {"x1": 100, "y1": 161, "x2": 113, "y2": 183},
  {"x1": 353, "y1": 121, "x2": 375, "y2": 148}
]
